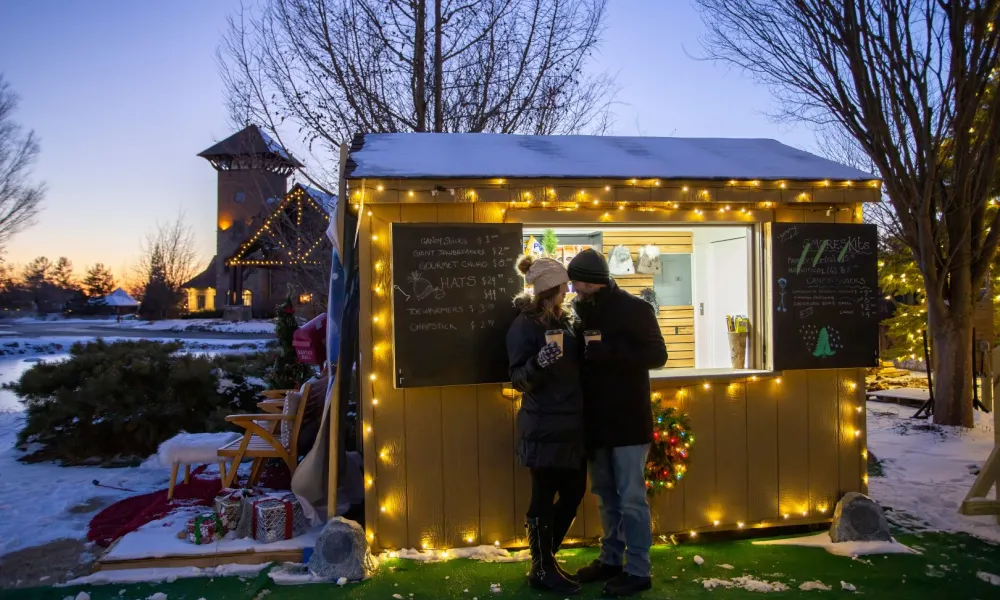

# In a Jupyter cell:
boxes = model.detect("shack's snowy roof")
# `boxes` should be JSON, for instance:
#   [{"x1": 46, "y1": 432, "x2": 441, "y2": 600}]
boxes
[{"x1": 345, "y1": 133, "x2": 875, "y2": 181}]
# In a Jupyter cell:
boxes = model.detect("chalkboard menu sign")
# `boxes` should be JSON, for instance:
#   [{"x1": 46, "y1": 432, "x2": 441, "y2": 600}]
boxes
[
  {"x1": 771, "y1": 223, "x2": 879, "y2": 371},
  {"x1": 391, "y1": 223, "x2": 523, "y2": 388}
]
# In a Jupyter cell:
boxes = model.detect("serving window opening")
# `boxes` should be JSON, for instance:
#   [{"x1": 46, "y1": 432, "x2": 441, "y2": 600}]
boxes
[{"x1": 523, "y1": 225, "x2": 759, "y2": 376}]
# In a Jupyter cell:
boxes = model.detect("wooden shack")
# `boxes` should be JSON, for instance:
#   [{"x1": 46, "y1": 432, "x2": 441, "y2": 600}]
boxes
[{"x1": 336, "y1": 133, "x2": 882, "y2": 551}]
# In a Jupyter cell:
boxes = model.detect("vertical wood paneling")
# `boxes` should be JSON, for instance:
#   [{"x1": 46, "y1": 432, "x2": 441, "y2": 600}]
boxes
[
  {"x1": 683, "y1": 383, "x2": 716, "y2": 529},
  {"x1": 477, "y1": 386, "x2": 516, "y2": 546},
  {"x1": 441, "y1": 386, "x2": 480, "y2": 546},
  {"x1": 746, "y1": 376, "x2": 779, "y2": 522},
  {"x1": 837, "y1": 369, "x2": 864, "y2": 497},
  {"x1": 370, "y1": 204, "x2": 408, "y2": 549},
  {"x1": 474, "y1": 201, "x2": 518, "y2": 546},
  {"x1": 807, "y1": 370, "x2": 839, "y2": 514},
  {"x1": 776, "y1": 371, "x2": 809, "y2": 517},
  {"x1": 399, "y1": 204, "x2": 445, "y2": 548},
  {"x1": 435, "y1": 204, "x2": 482, "y2": 547},
  {"x1": 715, "y1": 382, "x2": 748, "y2": 525}
]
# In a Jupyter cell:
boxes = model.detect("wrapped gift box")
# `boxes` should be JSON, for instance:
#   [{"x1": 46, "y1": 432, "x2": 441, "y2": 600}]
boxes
[
  {"x1": 250, "y1": 492, "x2": 307, "y2": 544},
  {"x1": 214, "y1": 487, "x2": 261, "y2": 531},
  {"x1": 185, "y1": 512, "x2": 225, "y2": 545}
]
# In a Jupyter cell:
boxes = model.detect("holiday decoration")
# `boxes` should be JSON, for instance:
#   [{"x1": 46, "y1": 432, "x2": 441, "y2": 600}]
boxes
[
  {"x1": 812, "y1": 327, "x2": 837, "y2": 357},
  {"x1": 269, "y1": 291, "x2": 316, "y2": 389},
  {"x1": 250, "y1": 492, "x2": 308, "y2": 543},
  {"x1": 185, "y1": 512, "x2": 225, "y2": 545},
  {"x1": 645, "y1": 401, "x2": 694, "y2": 495},
  {"x1": 214, "y1": 487, "x2": 261, "y2": 531}
]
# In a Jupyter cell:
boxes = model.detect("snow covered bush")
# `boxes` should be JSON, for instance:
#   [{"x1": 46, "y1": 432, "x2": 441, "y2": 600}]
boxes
[{"x1": 7, "y1": 339, "x2": 266, "y2": 465}]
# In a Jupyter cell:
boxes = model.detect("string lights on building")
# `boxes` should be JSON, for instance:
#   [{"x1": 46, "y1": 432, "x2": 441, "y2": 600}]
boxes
[{"x1": 354, "y1": 178, "x2": 873, "y2": 551}]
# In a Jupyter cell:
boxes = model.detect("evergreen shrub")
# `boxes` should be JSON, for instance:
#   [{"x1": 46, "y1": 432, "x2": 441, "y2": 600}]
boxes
[{"x1": 7, "y1": 339, "x2": 267, "y2": 465}]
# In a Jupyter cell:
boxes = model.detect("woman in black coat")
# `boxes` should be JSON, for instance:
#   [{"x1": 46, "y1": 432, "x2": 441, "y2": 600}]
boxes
[{"x1": 507, "y1": 254, "x2": 585, "y2": 595}]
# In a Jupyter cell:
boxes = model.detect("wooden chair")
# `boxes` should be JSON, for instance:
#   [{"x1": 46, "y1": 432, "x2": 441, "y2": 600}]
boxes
[{"x1": 217, "y1": 384, "x2": 311, "y2": 489}]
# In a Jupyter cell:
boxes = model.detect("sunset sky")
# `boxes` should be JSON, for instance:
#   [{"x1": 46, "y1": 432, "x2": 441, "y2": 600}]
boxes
[{"x1": 0, "y1": 0, "x2": 814, "y2": 282}]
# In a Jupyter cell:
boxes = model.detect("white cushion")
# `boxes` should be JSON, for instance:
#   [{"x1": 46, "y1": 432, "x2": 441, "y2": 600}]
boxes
[{"x1": 158, "y1": 431, "x2": 240, "y2": 466}]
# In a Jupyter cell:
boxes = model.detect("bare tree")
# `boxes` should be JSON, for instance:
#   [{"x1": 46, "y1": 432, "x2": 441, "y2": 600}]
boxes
[
  {"x1": 0, "y1": 75, "x2": 44, "y2": 248},
  {"x1": 218, "y1": 0, "x2": 616, "y2": 190},
  {"x1": 132, "y1": 213, "x2": 203, "y2": 300},
  {"x1": 694, "y1": 0, "x2": 1000, "y2": 426}
]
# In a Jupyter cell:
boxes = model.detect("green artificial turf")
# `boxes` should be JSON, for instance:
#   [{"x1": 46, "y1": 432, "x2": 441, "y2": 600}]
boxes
[{"x1": 4, "y1": 532, "x2": 999, "y2": 600}]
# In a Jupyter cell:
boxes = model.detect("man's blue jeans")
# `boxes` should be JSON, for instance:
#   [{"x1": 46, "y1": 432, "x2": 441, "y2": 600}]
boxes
[{"x1": 588, "y1": 444, "x2": 652, "y2": 577}]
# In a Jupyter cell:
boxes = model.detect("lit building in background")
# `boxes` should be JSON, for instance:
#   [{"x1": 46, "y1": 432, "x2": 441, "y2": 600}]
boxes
[{"x1": 183, "y1": 125, "x2": 334, "y2": 319}]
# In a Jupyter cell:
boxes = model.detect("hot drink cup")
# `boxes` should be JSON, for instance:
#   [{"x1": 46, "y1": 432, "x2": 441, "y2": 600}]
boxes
[{"x1": 544, "y1": 330, "x2": 564, "y2": 353}]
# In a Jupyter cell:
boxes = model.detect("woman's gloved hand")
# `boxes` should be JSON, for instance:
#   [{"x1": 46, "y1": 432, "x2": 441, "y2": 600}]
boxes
[{"x1": 536, "y1": 342, "x2": 563, "y2": 368}]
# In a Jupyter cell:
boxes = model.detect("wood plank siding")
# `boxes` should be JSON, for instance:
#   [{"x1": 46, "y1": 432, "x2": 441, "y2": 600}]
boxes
[{"x1": 358, "y1": 200, "x2": 871, "y2": 550}]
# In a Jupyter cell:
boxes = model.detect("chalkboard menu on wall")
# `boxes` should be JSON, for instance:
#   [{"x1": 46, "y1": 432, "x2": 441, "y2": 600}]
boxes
[
  {"x1": 771, "y1": 223, "x2": 879, "y2": 371},
  {"x1": 391, "y1": 223, "x2": 523, "y2": 388}
]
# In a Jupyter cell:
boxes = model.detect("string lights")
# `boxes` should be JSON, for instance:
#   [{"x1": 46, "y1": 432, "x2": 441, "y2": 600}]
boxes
[
  {"x1": 354, "y1": 178, "x2": 873, "y2": 551},
  {"x1": 226, "y1": 185, "x2": 330, "y2": 268}
]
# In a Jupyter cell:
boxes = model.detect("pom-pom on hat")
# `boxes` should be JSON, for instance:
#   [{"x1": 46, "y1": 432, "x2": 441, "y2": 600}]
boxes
[{"x1": 516, "y1": 255, "x2": 569, "y2": 294}]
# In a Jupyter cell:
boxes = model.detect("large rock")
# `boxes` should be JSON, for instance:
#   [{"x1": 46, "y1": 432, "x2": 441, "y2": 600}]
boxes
[
  {"x1": 308, "y1": 517, "x2": 372, "y2": 582},
  {"x1": 829, "y1": 492, "x2": 891, "y2": 543}
]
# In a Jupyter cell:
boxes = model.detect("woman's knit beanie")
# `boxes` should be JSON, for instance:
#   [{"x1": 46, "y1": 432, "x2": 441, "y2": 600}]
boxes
[{"x1": 516, "y1": 255, "x2": 569, "y2": 293}]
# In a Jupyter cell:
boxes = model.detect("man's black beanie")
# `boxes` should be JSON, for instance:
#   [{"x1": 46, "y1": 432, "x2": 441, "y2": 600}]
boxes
[{"x1": 568, "y1": 248, "x2": 611, "y2": 285}]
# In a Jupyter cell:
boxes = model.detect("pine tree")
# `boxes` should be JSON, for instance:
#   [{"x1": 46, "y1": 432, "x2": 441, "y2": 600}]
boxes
[
  {"x1": 51, "y1": 257, "x2": 77, "y2": 291},
  {"x1": 541, "y1": 228, "x2": 559, "y2": 257},
  {"x1": 139, "y1": 245, "x2": 181, "y2": 320},
  {"x1": 82, "y1": 263, "x2": 116, "y2": 298},
  {"x1": 812, "y1": 327, "x2": 836, "y2": 357}
]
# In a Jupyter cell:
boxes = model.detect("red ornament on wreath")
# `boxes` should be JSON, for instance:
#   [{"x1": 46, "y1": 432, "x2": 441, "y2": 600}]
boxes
[{"x1": 644, "y1": 400, "x2": 694, "y2": 496}]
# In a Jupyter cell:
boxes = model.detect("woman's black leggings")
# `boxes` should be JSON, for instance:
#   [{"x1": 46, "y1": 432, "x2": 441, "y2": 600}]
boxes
[{"x1": 527, "y1": 467, "x2": 587, "y2": 520}]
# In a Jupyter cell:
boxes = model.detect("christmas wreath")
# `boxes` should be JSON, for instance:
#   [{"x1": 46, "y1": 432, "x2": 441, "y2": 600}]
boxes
[{"x1": 645, "y1": 402, "x2": 694, "y2": 495}]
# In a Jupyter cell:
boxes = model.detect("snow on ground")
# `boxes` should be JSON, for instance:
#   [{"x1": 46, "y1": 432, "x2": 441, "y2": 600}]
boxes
[
  {"x1": 61, "y1": 563, "x2": 268, "y2": 586},
  {"x1": 126, "y1": 319, "x2": 275, "y2": 335},
  {"x1": 3, "y1": 315, "x2": 275, "y2": 335},
  {"x1": 866, "y1": 400, "x2": 1000, "y2": 543},
  {"x1": 753, "y1": 532, "x2": 918, "y2": 557},
  {"x1": 103, "y1": 508, "x2": 320, "y2": 561},
  {"x1": 0, "y1": 410, "x2": 171, "y2": 555},
  {"x1": 0, "y1": 336, "x2": 270, "y2": 358}
]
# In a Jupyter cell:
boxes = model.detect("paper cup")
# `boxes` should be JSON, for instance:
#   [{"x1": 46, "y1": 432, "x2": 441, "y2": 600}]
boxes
[
  {"x1": 584, "y1": 330, "x2": 602, "y2": 344},
  {"x1": 544, "y1": 330, "x2": 564, "y2": 353}
]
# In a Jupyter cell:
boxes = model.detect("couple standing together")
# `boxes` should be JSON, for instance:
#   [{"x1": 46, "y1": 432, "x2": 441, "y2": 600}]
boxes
[{"x1": 507, "y1": 249, "x2": 668, "y2": 597}]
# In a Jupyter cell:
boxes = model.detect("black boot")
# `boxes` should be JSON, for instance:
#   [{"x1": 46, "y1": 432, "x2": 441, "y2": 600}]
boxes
[
  {"x1": 575, "y1": 559, "x2": 622, "y2": 584},
  {"x1": 604, "y1": 572, "x2": 652, "y2": 597},
  {"x1": 550, "y1": 513, "x2": 578, "y2": 581},
  {"x1": 526, "y1": 518, "x2": 581, "y2": 595}
]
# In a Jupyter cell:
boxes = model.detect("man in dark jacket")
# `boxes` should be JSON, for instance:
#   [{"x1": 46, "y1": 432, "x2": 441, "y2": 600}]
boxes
[{"x1": 568, "y1": 248, "x2": 668, "y2": 597}]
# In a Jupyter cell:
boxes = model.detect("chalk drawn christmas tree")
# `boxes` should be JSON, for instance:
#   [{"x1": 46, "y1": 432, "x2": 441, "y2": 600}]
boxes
[{"x1": 812, "y1": 327, "x2": 837, "y2": 357}]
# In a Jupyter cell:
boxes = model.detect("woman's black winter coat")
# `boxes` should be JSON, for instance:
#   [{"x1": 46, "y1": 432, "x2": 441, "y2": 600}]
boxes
[{"x1": 506, "y1": 311, "x2": 586, "y2": 470}]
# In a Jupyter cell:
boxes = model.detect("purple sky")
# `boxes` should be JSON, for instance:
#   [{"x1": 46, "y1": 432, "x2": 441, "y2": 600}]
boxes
[{"x1": 0, "y1": 1, "x2": 812, "y2": 281}]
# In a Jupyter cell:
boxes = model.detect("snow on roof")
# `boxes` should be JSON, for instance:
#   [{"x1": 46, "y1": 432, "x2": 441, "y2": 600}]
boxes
[
  {"x1": 197, "y1": 125, "x2": 303, "y2": 167},
  {"x1": 345, "y1": 133, "x2": 876, "y2": 181},
  {"x1": 104, "y1": 288, "x2": 139, "y2": 307}
]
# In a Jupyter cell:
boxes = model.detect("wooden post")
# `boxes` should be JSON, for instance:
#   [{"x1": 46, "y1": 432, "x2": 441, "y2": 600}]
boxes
[{"x1": 983, "y1": 343, "x2": 994, "y2": 413}]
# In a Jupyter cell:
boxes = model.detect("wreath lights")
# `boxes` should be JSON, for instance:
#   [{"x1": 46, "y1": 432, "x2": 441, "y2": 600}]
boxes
[{"x1": 645, "y1": 399, "x2": 694, "y2": 496}]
